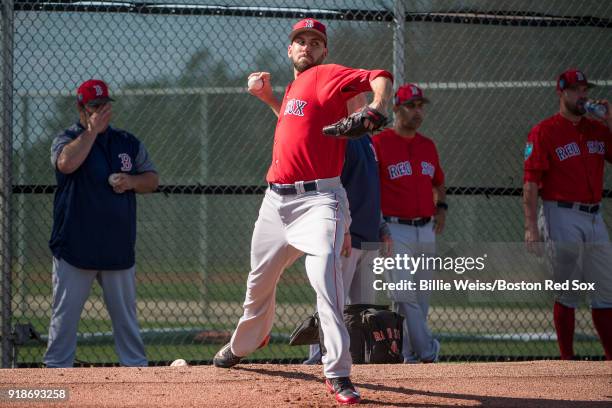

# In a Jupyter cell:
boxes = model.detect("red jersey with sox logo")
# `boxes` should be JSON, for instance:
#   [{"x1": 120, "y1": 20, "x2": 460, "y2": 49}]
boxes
[
  {"x1": 372, "y1": 129, "x2": 444, "y2": 218},
  {"x1": 266, "y1": 64, "x2": 393, "y2": 183},
  {"x1": 524, "y1": 113, "x2": 612, "y2": 203}
]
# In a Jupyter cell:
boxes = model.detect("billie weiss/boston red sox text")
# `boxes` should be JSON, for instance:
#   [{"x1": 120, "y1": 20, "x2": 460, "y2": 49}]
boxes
[{"x1": 372, "y1": 279, "x2": 597, "y2": 292}]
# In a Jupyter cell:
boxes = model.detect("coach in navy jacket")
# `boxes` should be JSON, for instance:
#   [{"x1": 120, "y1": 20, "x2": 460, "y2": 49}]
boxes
[{"x1": 44, "y1": 79, "x2": 159, "y2": 368}]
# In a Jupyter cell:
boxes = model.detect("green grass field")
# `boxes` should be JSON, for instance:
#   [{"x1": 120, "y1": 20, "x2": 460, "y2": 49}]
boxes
[{"x1": 10, "y1": 255, "x2": 607, "y2": 367}]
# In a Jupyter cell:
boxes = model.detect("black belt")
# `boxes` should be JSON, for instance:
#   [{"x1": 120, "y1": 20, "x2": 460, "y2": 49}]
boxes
[
  {"x1": 557, "y1": 201, "x2": 600, "y2": 214},
  {"x1": 269, "y1": 181, "x2": 317, "y2": 195},
  {"x1": 383, "y1": 216, "x2": 432, "y2": 227}
]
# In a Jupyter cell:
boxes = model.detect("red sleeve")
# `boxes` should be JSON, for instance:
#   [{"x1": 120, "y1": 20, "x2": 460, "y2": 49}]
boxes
[
  {"x1": 318, "y1": 64, "x2": 393, "y2": 102},
  {"x1": 432, "y1": 143, "x2": 445, "y2": 187},
  {"x1": 523, "y1": 124, "x2": 548, "y2": 184}
]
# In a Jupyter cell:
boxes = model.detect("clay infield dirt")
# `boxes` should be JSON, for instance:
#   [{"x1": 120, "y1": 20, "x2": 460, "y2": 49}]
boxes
[{"x1": 1, "y1": 361, "x2": 610, "y2": 407}]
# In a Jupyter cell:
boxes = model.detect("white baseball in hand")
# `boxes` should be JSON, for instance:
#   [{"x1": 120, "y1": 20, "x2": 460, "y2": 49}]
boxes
[
  {"x1": 108, "y1": 173, "x2": 120, "y2": 187},
  {"x1": 247, "y1": 76, "x2": 264, "y2": 91},
  {"x1": 170, "y1": 358, "x2": 188, "y2": 367}
]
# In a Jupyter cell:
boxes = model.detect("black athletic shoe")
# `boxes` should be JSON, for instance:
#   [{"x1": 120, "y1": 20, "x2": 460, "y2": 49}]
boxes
[
  {"x1": 213, "y1": 343, "x2": 242, "y2": 368},
  {"x1": 325, "y1": 377, "x2": 361, "y2": 405}
]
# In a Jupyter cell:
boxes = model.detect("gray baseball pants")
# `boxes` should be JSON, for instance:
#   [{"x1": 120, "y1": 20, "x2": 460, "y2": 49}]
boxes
[
  {"x1": 307, "y1": 247, "x2": 379, "y2": 362},
  {"x1": 385, "y1": 221, "x2": 437, "y2": 362},
  {"x1": 540, "y1": 201, "x2": 612, "y2": 308},
  {"x1": 43, "y1": 257, "x2": 147, "y2": 367}
]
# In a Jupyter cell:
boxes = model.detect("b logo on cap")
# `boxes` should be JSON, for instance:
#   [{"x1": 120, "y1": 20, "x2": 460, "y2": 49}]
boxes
[
  {"x1": 305, "y1": 19, "x2": 314, "y2": 28},
  {"x1": 411, "y1": 86, "x2": 419, "y2": 95},
  {"x1": 93, "y1": 85, "x2": 104, "y2": 96},
  {"x1": 576, "y1": 71, "x2": 584, "y2": 81}
]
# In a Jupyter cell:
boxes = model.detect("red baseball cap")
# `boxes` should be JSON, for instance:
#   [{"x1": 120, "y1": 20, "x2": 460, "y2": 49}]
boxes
[
  {"x1": 77, "y1": 79, "x2": 114, "y2": 106},
  {"x1": 394, "y1": 83, "x2": 429, "y2": 105},
  {"x1": 289, "y1": 18, "x2": 327, "y2": 44},
  {"x1": 556, "y1": 69, "x2": 595, "y2": 91}
]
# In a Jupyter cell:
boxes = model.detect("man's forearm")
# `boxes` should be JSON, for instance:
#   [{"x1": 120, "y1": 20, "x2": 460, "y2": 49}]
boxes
[
  {"x1": 257, "y1": 93, "x2": 281, "y2": 118},
  {"x1": 369, "y1": 76, "x2": 393, "y2": 112},
  {"x1": 267, "y1": 97, "x2": 282, "y2": 118},
  {"x1": 56, "y1": 130, "x2": 97, "y2": 174},
  {"x1": 131, "y1": 172, "x2": 159, "y2": 193},
  {"x1": 433, "y1": 185, "x2": 446, "y2": 204},
  {"x1": 346, "y1": 93, "x2": 368, "y2": 114},
  {"x1": 523, "y1": 182, "x2": 539, "y2": 230}
]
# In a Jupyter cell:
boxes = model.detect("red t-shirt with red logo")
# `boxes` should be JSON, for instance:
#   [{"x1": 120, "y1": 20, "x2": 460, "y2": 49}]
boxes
[
  {"x1": 266, "y1": 64, "x2": 393, "y2": 183},
  {"x1": 372, "y1": 129, "x2": 444, "y2": 218},
  {"x1": 524, "y1": 113, "x2": 612, "y2": 203}
]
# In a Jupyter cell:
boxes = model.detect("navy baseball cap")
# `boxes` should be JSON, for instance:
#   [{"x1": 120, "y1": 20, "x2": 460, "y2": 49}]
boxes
[
  {"x1": 289, "y1": 18, "x2": 327, "y2": 44},
  {"x1": 557, "y1": 69, "x2": 595, "y2": 91},
  {"x1": 77, "y1": 79, "x2": 115, "y2": 106}
]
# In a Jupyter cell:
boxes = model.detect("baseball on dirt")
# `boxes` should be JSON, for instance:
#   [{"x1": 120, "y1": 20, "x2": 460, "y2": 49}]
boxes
[
  {"x1": 247, "y1": 76, "x2": 264, "y2": 91},
  {"x1": 170, "y1": 358, "x2": 188, "y2": 367}
]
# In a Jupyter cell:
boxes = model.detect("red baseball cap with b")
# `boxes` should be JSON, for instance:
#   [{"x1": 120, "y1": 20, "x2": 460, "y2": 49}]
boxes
[
  {"x1": 556, "y1": 69, "x2": 595, "y2": 91},
  {"x1": 289, "y1": 18, "x2": 327, "y2": 44},
  {"x1": 394, "y1": 83, "x2": 429, "y2": 106},
  {"x1": 77, "y1": 79, "x2": 114, "y2": 106}
]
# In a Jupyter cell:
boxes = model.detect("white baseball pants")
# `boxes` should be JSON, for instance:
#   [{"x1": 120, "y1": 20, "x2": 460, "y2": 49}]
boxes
[{"x1": 230, "y1": 177, "x2": 352, "y2": 378}]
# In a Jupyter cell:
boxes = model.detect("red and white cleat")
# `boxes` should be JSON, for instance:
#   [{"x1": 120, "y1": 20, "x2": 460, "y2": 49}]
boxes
[{"x1": 325, "y1": 377, "x2": 361, "y2": 405}]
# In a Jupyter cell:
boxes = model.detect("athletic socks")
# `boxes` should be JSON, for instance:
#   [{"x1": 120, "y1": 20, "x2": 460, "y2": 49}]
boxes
[
  {"x1": 591, "y1": 308, "x2": 612, "y2": 360},
  {"x1": 553, "y1": 302, "x2": 575, "y2": 360}
]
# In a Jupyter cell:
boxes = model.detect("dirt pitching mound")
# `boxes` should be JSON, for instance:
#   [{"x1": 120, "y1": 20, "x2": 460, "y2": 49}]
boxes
[{"x1": 1, "y1": 361, "x2": 610, "y2": 407}]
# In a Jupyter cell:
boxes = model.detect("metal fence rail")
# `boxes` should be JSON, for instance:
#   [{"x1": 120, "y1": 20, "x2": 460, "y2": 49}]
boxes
[{"x1": 1, "y1": 0, "x2": 611, "y2": 367}]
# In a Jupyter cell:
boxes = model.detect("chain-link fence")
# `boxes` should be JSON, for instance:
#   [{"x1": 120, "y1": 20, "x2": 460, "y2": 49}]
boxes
[{"x1": 1, "y1": 0, "x2": 611, "y2": 367}]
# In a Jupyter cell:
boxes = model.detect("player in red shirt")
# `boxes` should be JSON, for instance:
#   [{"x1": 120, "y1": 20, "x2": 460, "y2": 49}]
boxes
[
  {"x1": 213, "y1": 18, "x2": 393, "y2": 404},
  {"x1": 523, "y1": 68, "x2": 612, "y2": 360},
  {"x1": 372, "y1": 84, "x2": 445, "y2": 363}
]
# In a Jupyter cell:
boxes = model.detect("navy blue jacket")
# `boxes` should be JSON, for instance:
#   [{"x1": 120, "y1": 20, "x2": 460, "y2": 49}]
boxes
[
  {"x1": 341, "y1": 136, "x2": 382, "y2": 249},
  {"x1": 49, "y1": 123, "x2": 144, "y2": 270}
]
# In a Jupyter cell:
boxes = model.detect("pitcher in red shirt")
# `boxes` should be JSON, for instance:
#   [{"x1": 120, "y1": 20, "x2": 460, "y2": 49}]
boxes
[
  {"x1": 212, "y1": 18, "x2": 393, "y2": 404},
  {"x1": 523, "y1": 68, "x2": 612, "y2": 360},
  {"x1": 372, "y1": 84, "x2": 446, "y2": 363}
]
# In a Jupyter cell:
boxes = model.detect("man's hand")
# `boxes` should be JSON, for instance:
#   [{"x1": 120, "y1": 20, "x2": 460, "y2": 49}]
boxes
[
  {"x1": 591, "y1": 99, "x2": 611, "y2": 129},
  {"x1": 433, "y1": 209, "x2": 446, "y2": 234},
  {"x1": 86, "y1": 104, "x2": 112, "y2": 135},
  {"x1": 248, "y1": 72, "x2": 274, "y2": 101},
  {"x1": 341, "y1": 232, "x2": 352, "y2": 257},
  {"x1": 365, "y1": 103, "x2": 389, "y2": 131},
  {"x1": 56, "y1": 105, "x2": 111, "y2": 174},
  {"x1": 380, "y1": 235, "x2": 393, "y2": 257},
  {"x1": 523, "y1": 182, "x2": 541, "y2": 256},
  {"x1": 525, "y1": 226, "x2": 542, "y2": 256},
  {"x1": 109, "y1": 173, "x2": 134, "y2": 194},
  {"x1": 247, "y1": 72, "x2": 281, "y2": 117}
]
